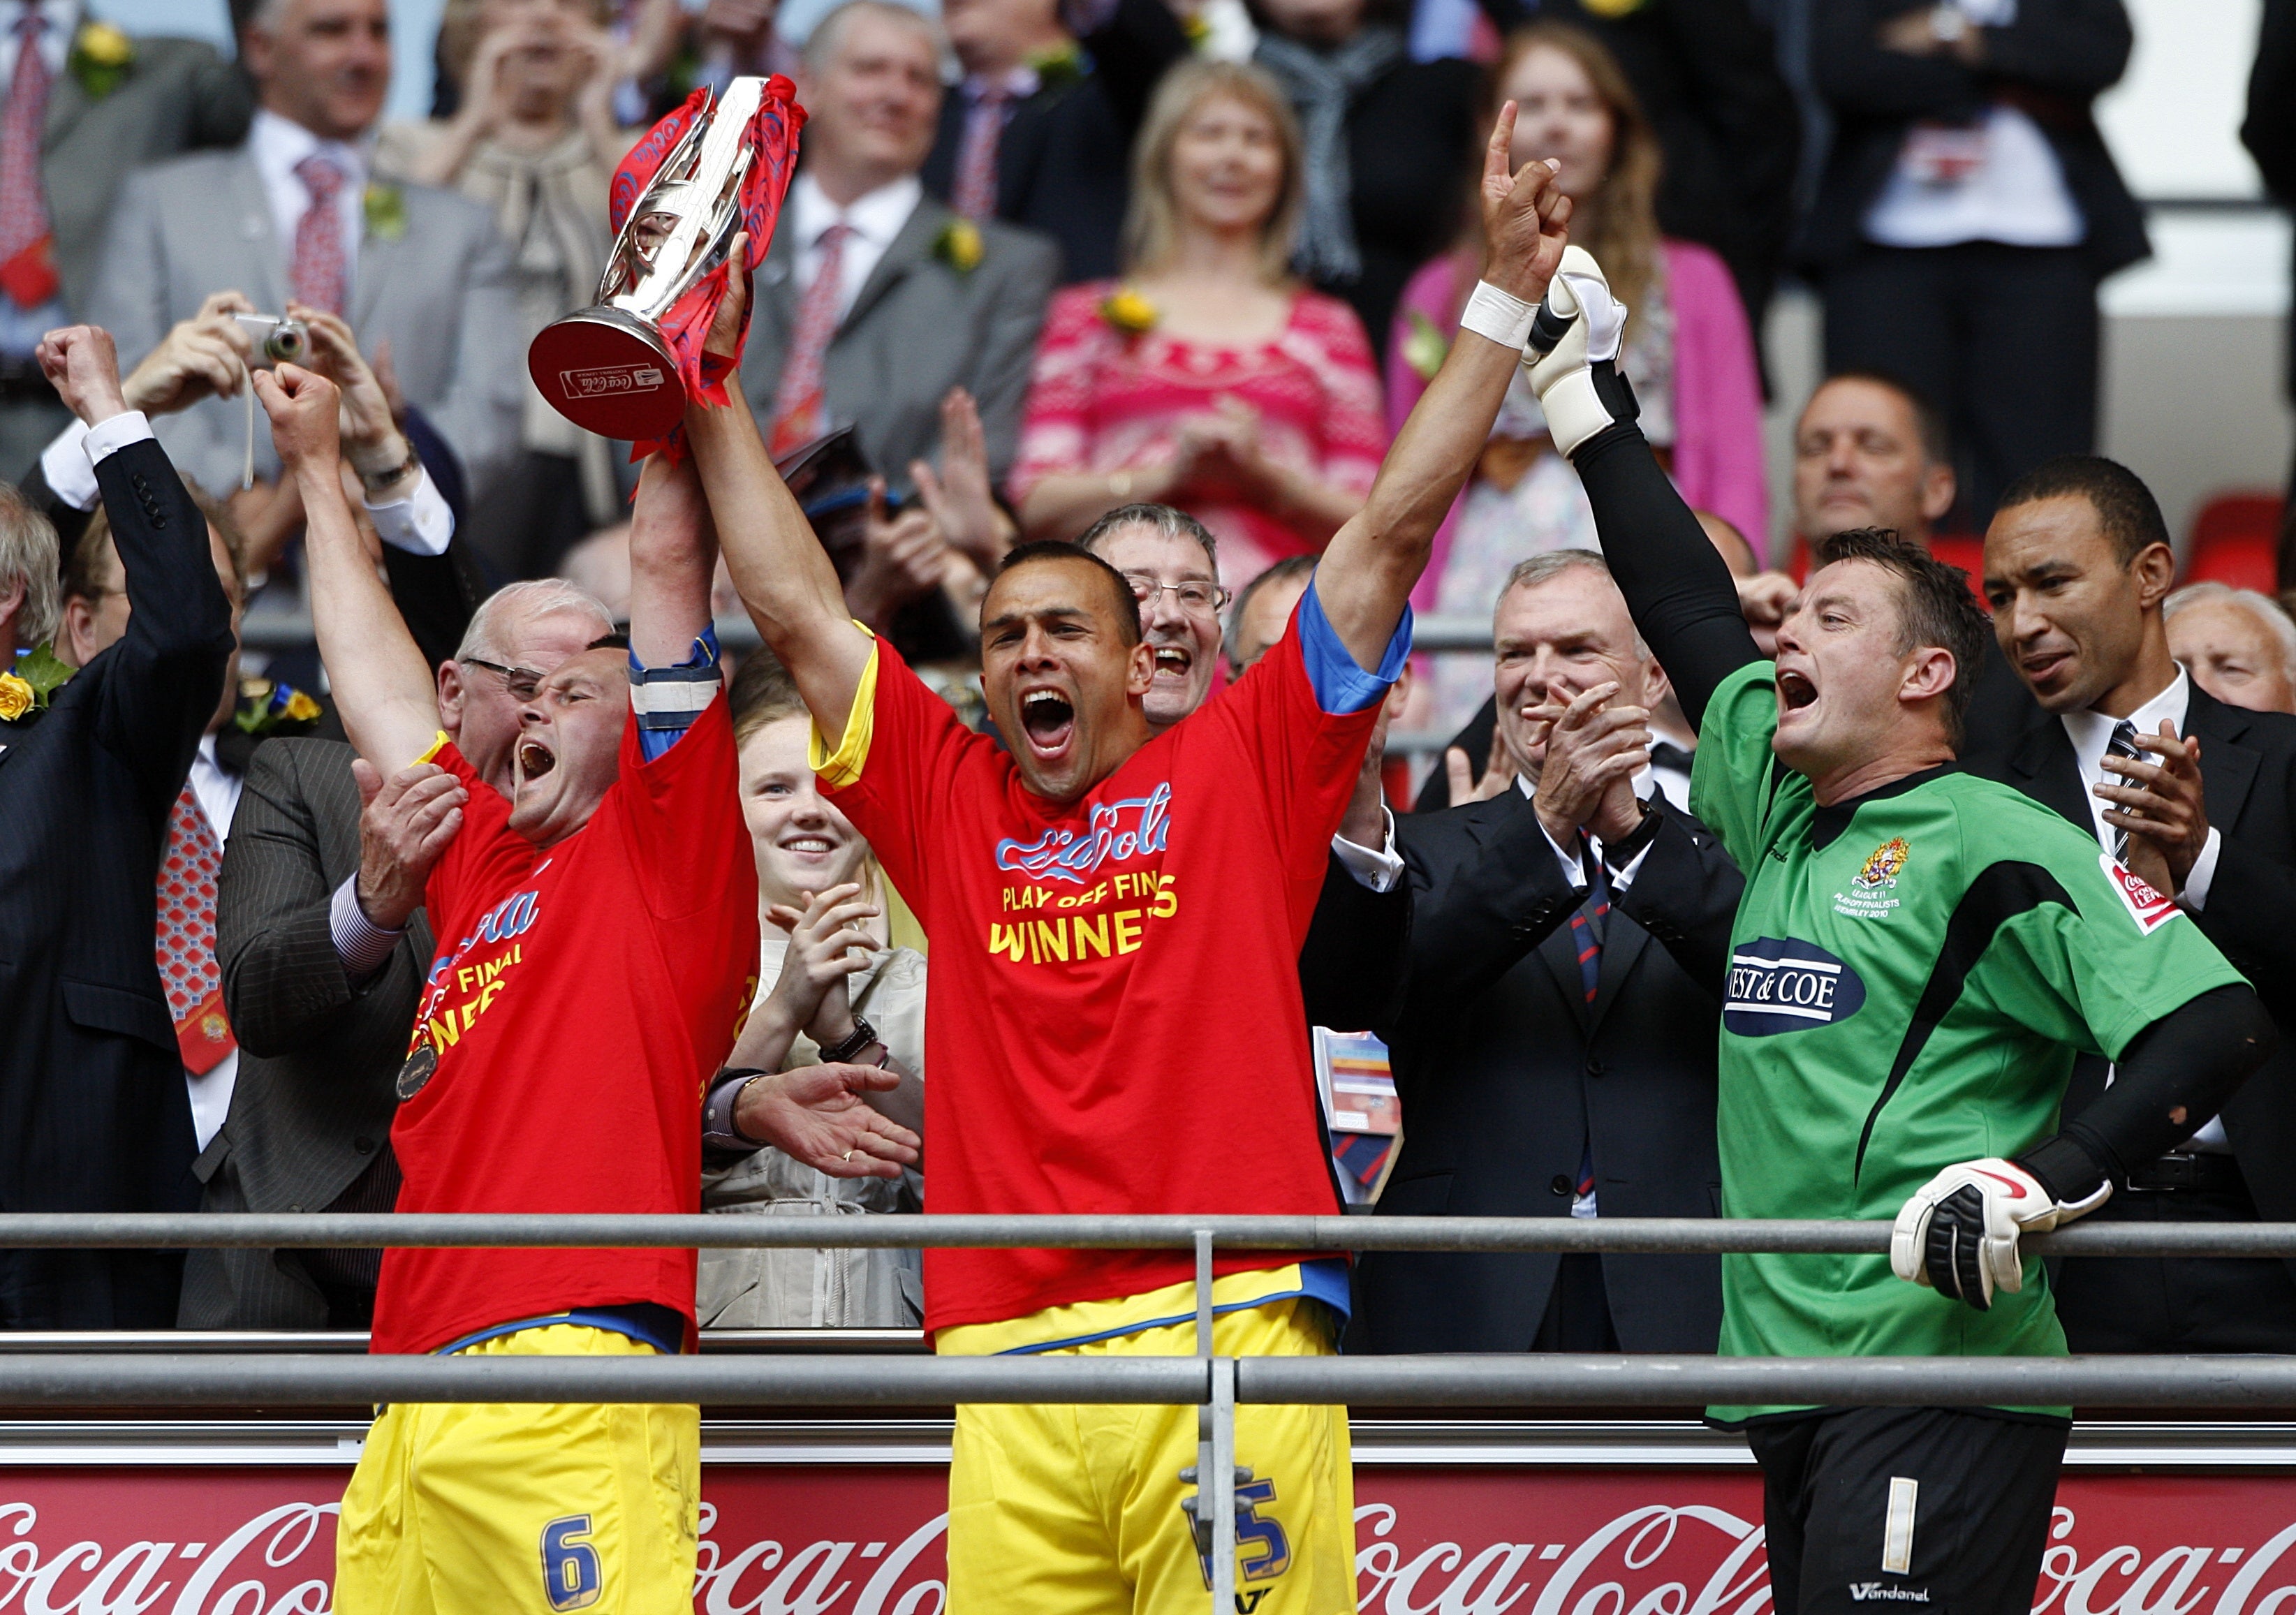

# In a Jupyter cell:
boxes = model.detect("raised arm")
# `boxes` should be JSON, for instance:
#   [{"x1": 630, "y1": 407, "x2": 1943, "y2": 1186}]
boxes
[
  {"x1": 690, "y1": 239, "x2": 874, "y2": 740},
  {"x1": 254, "y1": 365, "x2": 441, "y2": 770},
  {"x1": 628, "y1": 451, "x2": 718, "y2": 668},
  {"x1": 1313, "y1": 110, "x2": 1571, "y2": 672},
  {"x1": 1523, "y1": 257, "x2": 1760, "y2": 730}
]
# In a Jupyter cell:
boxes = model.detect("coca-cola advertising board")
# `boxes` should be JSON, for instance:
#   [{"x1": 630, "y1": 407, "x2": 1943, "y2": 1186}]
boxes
[{"x1": 6, "y1": 1459, "x2": 2296, "y2": 1613}]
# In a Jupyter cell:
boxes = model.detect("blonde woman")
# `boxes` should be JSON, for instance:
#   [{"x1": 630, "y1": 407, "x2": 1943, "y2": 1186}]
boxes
[
  {"x1": 698, "y1": 654, "x2": 927, "y2": 1329},
  {"x1": 1009, "y1": 59, "x2": 1386, "y2": 590},
  {"x1": 376, "y1": 0, "x2": 669, "y2": 577}
]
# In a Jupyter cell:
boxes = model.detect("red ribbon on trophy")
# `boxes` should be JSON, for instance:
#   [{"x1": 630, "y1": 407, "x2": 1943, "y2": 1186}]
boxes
[{"x1": 529, "y1": 75, "x2": 807, "y2": 457}]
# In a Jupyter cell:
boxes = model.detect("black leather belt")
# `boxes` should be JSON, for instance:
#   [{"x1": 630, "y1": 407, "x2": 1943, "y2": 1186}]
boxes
[{"x1": 2125, "y1": 1151, "x2": 2244, "y2": 1193}]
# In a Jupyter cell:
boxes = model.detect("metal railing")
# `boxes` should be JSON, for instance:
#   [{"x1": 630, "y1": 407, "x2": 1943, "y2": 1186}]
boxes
[{"x1": 8, "y1": 1211, "x2": 2294, "y2": 1614}]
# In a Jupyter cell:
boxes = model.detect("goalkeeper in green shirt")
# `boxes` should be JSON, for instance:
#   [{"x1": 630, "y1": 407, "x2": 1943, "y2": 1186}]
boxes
[{"x1": 1518, "y1": 249, "x2": 2276, "y2": 1615}]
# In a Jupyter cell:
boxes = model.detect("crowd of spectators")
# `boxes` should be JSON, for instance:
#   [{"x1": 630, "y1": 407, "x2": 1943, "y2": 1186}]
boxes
[{"x1": 8, "y1": 0, "x2": 2296, "y2": 1370}]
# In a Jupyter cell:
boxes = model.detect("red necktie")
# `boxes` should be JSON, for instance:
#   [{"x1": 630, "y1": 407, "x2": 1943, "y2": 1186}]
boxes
[
  {"x1": 767, "y1": 221, "x2": 852, "y2": 457},
  {"x1": 952, "y1": 82, "x2": 1009, "y2": 221},
  {"x1": 156, "y1": 782, "x2": 236, "y2": 1075},
  {"x1": 0, "y1": 8, "x2": 57, "y2": 309},
  {"x1": 290, "y1": 153, "x2": 348, "y2": 316}
]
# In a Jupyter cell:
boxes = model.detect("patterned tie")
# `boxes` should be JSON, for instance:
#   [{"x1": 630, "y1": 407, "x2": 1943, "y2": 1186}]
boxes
[
  {"x1": 1568, "y1": 840, "x2": 1609, "y2": 1211},
  {"x1": 952, "y1": 82, "x2": 1009, "y2": 221},
  {"x1": 767, "y1": 221, "x2": 852, "y2": 457},
  {"x1": 2105, "y1": 718, "x2": 2144, "y2": 863},
  {"x1": 156, "y1": 783, "x2": 236, "y2": 1075},
  {"x1": 290, "y1": 153, "x2": 348, "y2": 316},
  {"x1": 0, "y1": 8, "x2": 57, "y2": 309}
]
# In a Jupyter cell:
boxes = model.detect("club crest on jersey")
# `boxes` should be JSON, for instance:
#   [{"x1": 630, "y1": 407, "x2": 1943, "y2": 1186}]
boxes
[
  {"x1": 2100, "y1": 852, "x2": 2180, "y2": 933},
  {"x1": 995, "y1": 782, "x2": 1172, "y2": 883},
  {"x1": 1855, "y1": 837, "x2": 1909, "y2": 889},
  {"x1": 1725, "y1": 937, "x2": 1867, "y2": 1035}
]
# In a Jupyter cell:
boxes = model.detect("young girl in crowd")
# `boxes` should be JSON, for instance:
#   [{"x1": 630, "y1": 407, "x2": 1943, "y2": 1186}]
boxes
[
  {"x1": 1009, "y1": 59, "x2": 1387, "y2": 591},
  {"x1": 697, "y1": 654, "x2": 927, "y2": 1329},
  {"x1": 1387, "y1": 22, "x2": 1766, "y2": 735}
]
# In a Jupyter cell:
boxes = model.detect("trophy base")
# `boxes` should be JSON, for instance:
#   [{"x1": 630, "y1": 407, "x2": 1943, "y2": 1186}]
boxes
[{"x1": 529, "y1": 309, "x2": 687, "y2": 440}]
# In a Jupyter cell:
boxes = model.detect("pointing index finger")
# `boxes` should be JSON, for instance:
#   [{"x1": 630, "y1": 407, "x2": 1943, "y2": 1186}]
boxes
[{"x1": 1485, "y1": 102, "x2": 1517, "y2": 189}]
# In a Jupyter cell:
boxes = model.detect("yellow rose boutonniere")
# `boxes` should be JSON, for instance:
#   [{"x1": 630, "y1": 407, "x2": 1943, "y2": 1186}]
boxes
[
  {"x1": 68, "y1": 20, "x2": 133, "y2": 98},
  {"x1": 233, "y1": 677, "x2": 327, "y2": 739},
  {"x1": 364, "y1": 183, "x2": 409, "y2": 243},
  {"x1": 1100, "y1": 287, "x2": 1158, "y2": 336},
  {"x1": 1401, "y1": 309, "x2": 1449, "y2": 383},
  {"x1": 935, "y1": 217, "x2": 984, "y2": 274},
  {"x1": 0, "y1": 670, "x2": 31, "y2": 722}
]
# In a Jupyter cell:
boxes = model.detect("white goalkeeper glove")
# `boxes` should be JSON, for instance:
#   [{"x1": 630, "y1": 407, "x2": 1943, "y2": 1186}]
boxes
[
  {"x1": 1523, "y1": 244, "x2": 1634, "y2": 457},
  {"x1": 1889, "y1": 1158, "x2": 2112, "y2": 1311}
]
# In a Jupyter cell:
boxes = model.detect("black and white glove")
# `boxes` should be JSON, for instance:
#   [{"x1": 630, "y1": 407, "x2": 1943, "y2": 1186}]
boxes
[
  {"x1": 1522, "y1": 244, "x2": 1638, "y2": 457},
  {"x1": 1888, "y1": 1158, "x2": 2112, "y2": 1311}
]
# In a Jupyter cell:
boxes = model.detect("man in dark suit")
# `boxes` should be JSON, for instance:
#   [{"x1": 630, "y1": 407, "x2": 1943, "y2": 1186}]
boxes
[
  {"x1": 921, "y1": 0, "x2": 1174, "y2": 283},
  {"x1": 0, "y1": 3, "x2": 253, "y2": 475},
  {"x1": 1802, "y1": 0, "x2": 2144, "y2": 526},
  {"x1": 1980, "y1": 454, "x2": 2296, "y2": 1350},
  {"x1": 741, "y1": 0, "x2": 1058, "y2": 492},
  {"x1": 0, "y1": 322, "x2": 232, "y2": 1328},
  {"x1": 193, "y1": 577, "x2": 615, "y2": 1328},
  {"x1": 1346, "y1": 551, "x2": 1742, "y2": 1354}
]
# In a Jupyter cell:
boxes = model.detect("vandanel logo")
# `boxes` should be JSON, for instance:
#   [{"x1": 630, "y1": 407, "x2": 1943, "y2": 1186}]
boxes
[
  {"x1": 560, "y1": 363, "x2": 666, "y2": 398},
  {"x1": 1849, "y1": 1585, "x2": 1931, "y2": 1602}
]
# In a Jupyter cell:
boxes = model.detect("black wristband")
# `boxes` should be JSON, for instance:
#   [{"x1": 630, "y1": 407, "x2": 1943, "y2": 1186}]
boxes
[
  {"x1": 1603, "y1": 797, "x2": 1663, "y2": 870},
  {"x1": 816, "y1": 1015, "x2": 879, "y2": 1066}
]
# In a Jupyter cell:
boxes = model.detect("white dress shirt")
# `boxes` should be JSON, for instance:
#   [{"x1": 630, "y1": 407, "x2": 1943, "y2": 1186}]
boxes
[
  {"x1": 1529, "y1": 767, "x2": 1663, "y2": 894},
  {"x1": 784, "y1": 172, "x2": 924, "y2": 325},
  {"x1": 249, "y1": 108, "x2": 369, "y2": 292},
  {"x1": 2060, "y1": 665, "x2": 2231, "y2": 1152},
  {"x1": 0, "y1": 0, "x2": 76, "y2": 85}
]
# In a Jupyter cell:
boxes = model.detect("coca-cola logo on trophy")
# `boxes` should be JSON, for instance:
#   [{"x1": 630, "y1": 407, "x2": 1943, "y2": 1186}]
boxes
[{"x1": 3, "y1": 1467, "x2": 2296, "y2": 1613}]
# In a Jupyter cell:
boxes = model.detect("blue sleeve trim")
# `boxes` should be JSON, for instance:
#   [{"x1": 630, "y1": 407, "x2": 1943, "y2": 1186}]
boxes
[
  {"x1": 629, "y1": 625, "x2": 724, "y2": 760},
  {"x1": 1297, "y1": 580, "x2": 1411, "y2": 715}
]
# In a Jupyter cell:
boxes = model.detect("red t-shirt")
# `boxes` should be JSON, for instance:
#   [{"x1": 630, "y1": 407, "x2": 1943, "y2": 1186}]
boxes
[
  {"x1": 369, "y1": 696, "x2": 758, "y2": 1355},
  {"x1": 820, "y1": 591, "x2": 1391, "y2": 1333}
]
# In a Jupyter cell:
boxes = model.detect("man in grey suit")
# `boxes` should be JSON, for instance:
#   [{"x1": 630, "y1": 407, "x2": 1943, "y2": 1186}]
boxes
[
  {"x1": 0, "y1": 4, "x2": 253, "y2": 474},
  {"x1": 84, "y1": 0, "x2": 521, "y2": 506},
  {"x1": 194, "y1": 578, "x2": 614, "y2": 1328},
  {"x1": 743, "y1": 0, "x2": 1057, "y2": 492}
]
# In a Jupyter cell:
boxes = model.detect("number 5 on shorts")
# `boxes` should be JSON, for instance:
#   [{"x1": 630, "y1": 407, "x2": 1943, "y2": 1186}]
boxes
[{"x1": 540, "y1": 1514, "x2": 603, "y2": 1611}]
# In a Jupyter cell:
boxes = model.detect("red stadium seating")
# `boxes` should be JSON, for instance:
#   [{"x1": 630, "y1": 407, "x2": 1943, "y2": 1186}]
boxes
[{"x1": 2184, "y1": 493, "x2": 2283, "y2": 592}]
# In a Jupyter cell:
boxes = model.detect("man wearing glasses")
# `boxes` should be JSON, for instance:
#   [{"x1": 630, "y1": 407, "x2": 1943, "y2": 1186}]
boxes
[
  {"x1": 198, "y1": 579, "x2": 615, "y2": 1327},
  {"x1": 1075, "y1": 506, "x2": 1411, "y2": 1032}
]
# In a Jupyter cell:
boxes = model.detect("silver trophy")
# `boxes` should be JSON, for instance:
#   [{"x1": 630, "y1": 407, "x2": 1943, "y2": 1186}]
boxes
[{"x1": 528, "y1": 75, "x2": 779, "y2": 441}]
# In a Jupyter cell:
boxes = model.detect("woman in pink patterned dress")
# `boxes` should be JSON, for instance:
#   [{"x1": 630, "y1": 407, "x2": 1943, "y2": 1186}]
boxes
[{"x1": 1010, "y1": 59, "x2": 1388, "y2": 591}]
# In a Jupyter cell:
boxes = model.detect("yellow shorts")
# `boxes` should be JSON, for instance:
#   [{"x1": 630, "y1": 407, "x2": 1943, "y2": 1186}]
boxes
[
  {"x1": 939, "y1": 1296, "x2": 1355, "y2": 1615},
  {"x1": 334, "y1": 1325, "x2": 699, "y2": 1615}
]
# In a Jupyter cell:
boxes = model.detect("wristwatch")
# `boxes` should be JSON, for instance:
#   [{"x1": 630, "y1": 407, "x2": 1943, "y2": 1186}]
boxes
[
  {"x1": 816, "y1": 1015, "x2": 881, "y2": 1066},
  {"x1": 356, "y1": 440, "x2": 422, "y2": 495},
  {"x1": 1603, "y1": 797, "x2": 1664, "y2": 871}
]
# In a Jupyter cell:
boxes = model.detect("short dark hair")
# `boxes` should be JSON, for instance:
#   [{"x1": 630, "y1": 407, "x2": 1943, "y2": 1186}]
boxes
[
  {"x1": 993, "y1": 540, "x2": 1143, "y2": 646},
  {"x1": 1227, "y1": 552, "x2": 1318, "y2": 666},
  {"x1": 1994, "y1": 455, "x2": 2169, "y2": 568},
  {"x1": 1811, "y1": 526, "x2": 1992, "y2": 749},
  {"x1": 1820, "y1": 369, "x2": 1950, "y2": 466}
]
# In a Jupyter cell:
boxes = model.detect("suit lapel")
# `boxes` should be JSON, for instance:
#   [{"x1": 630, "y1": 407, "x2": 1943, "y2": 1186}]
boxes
[
  {"x1": 350, "y1": 207, "x2": 394, "y2": 334},
  {"x1": 1535, "y1": 919, "x2": 1594, "y2": 1037},
  {"x1": 841, "y1": 198, "x2": 943, "y2": 335},
  {"x1": 2186, "y1": 684, "x2": 2261, "y2": 832},
  {"x1": 2006, "y1": 707, "x2": 2091, "y2": 833},
  {"x1": 227, "y1": 154, "x2": 290, "y2": 318},
  {"x1": 41, "y1": 66, "x2": 90, "y2": 153}
]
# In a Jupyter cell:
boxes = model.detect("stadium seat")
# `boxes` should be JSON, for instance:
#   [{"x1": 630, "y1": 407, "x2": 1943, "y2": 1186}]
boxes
[{"x1": 2184, "y1": 493, "x2": 2283, "y2": 592}]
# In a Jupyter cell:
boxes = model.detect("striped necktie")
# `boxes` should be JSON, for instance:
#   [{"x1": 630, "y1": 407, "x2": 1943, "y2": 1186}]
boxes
[
  {"x1": 1568, "y1": 839, "x2": 1608, "y2": 1211},
  {"x1": 2105, "y1": 718, "x2": 2143, "y2": 863}
]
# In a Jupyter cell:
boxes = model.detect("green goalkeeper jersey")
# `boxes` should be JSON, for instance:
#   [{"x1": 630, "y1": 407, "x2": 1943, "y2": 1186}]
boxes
[{"x1": 1690, "y1": 661, "x2": 2245, "y2": 1424}]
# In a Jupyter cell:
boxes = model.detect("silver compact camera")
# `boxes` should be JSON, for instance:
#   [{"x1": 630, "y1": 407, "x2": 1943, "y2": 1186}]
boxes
[{"x1": 233, "y1": 313, "x2": 309, "y2": 368}]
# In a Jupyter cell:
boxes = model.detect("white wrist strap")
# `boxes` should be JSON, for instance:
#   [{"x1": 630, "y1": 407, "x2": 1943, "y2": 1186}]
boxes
[{"x1": 1458, "y1": 279, "x2": 1536, "y2": 353}]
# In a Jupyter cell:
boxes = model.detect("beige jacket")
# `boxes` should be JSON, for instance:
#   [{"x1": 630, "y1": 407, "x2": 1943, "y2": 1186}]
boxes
[{"x1": 697, "y1": 942, "x2": 927, "y2": 1327}]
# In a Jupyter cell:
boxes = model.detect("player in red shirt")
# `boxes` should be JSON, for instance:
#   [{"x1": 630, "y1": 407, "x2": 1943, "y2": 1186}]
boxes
[
  {"x1": 689, "y1": 113, "x2": 1573, "y2": 1612},
  {"x1": 256, "y1": 365, "x2": 921, "y2": 1615}
]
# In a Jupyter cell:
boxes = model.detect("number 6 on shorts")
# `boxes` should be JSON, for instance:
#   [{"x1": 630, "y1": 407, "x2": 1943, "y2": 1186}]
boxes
[{"x1": 541, "y1": 1514, "x2": 603, "y2": 1611}]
